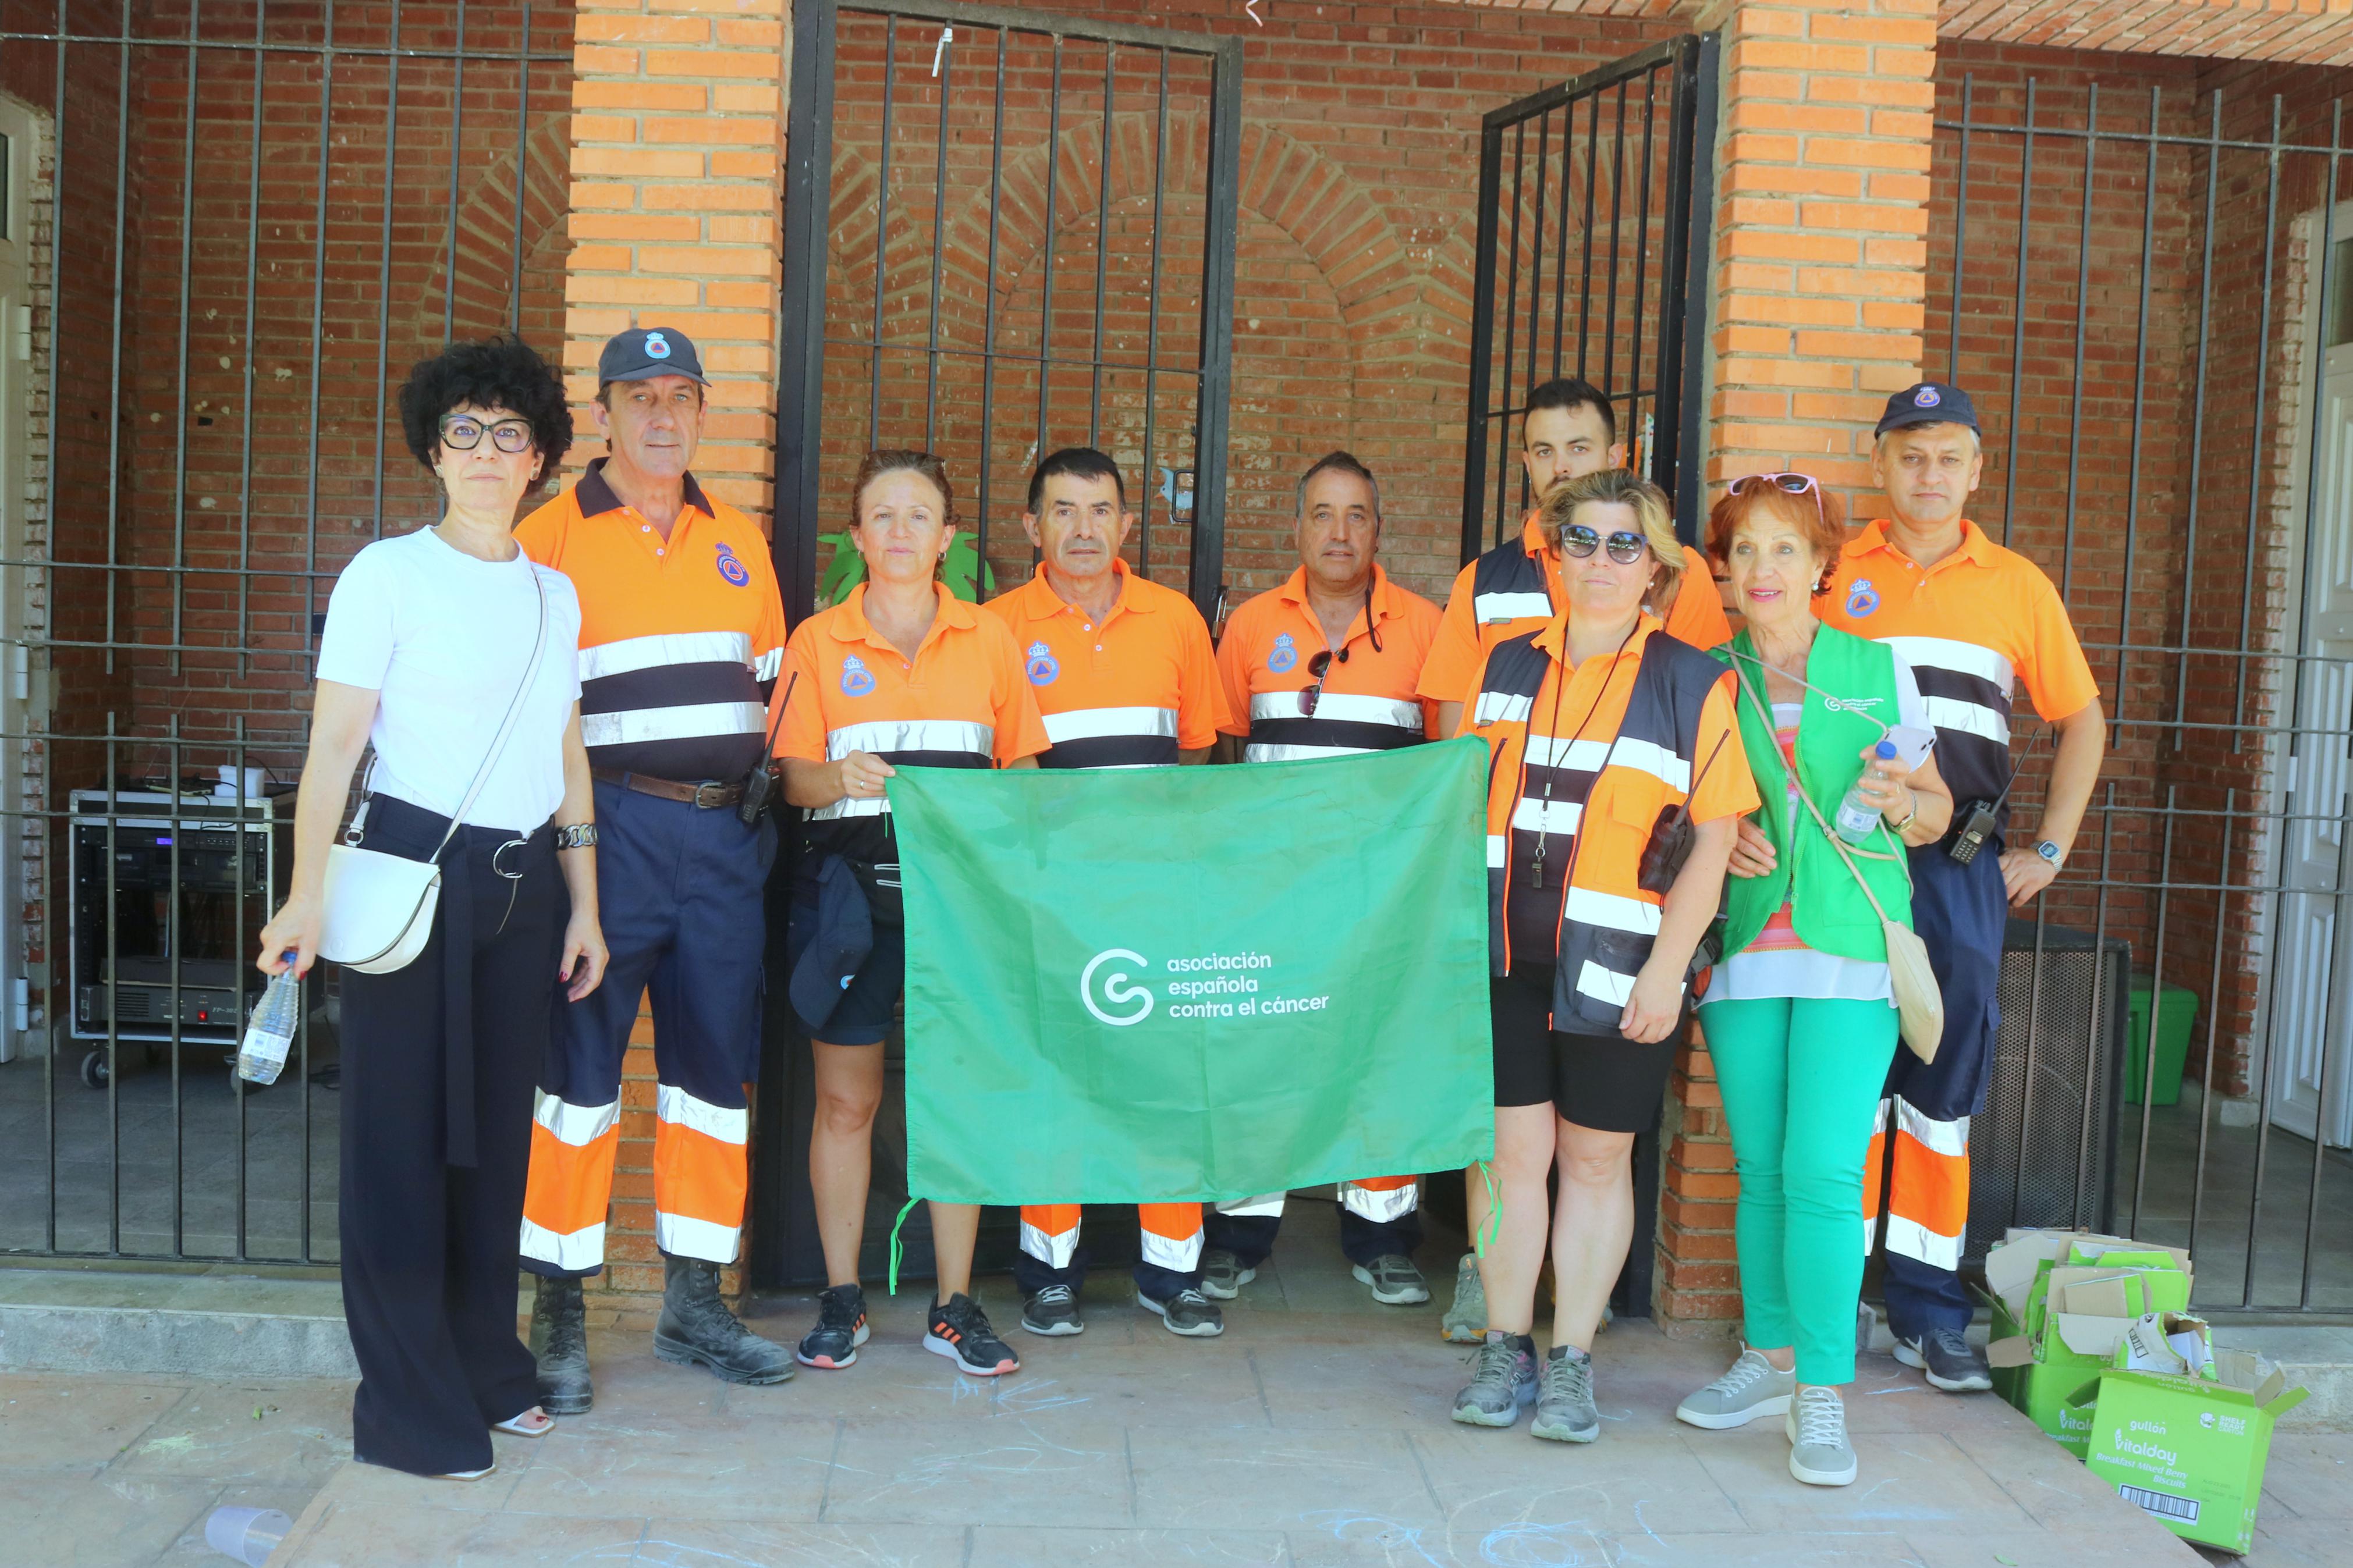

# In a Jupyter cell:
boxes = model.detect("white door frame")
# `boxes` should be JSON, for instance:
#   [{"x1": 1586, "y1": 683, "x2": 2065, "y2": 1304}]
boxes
[{"x1": 0, "y1": 96, "x2": 39, "y2": 1066}]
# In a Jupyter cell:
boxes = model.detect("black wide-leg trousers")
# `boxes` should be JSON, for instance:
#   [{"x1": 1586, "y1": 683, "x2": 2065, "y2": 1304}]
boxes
[{"x1": 336, "y1": 800, "x2": 560, "y2": 1477}]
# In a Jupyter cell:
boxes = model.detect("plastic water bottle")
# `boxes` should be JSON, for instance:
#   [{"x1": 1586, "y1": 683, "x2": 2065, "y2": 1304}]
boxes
[
  {"x1": 236, "y1": 957, "x2": 301, "y2": 1086},
  {"x1": 1835, "y1": 741, "x2": 1900, "y2": 845}
]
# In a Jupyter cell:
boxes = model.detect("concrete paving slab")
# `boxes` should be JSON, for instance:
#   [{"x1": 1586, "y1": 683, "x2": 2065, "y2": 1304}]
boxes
[
  {"x1": 0, "y1": 1469, "x2": 224, "y2": 1566},
  {"x1": 970, "y1": 1523, "x2": 1290, "y2": 1566},
  {"x1": 1131, "y1": 1427, "x2": 1445, "y2": 1534},
  {"x1": 279, "y1": 1499, "x2": 650, "y2": 1566},
  {"x1": 1908, "y1": 1527, "x2": 2204, "y2": 1567},
  {"x1": 109, "y1": 1379, "x2": 350, "y2": 1485},
  {"x1": 503, "y1": 1412, "x2": 838, "y2": 1522},
  {"x1": 1688, "y1": 1429, "x2": 2035, "y2": 1535},
  {"x1": 1411, "y1": 1423, "x2": 1749, "y2": 1538},
  {"x1": 2231, "y1": 1507, "x2": 2353, "y2": 1567},
  {"x1": 825, "y1": 1414, "x2": 1138, "y2": 1529},
  {"x1": 2254, "y1": 1431, "x2": 2353, "y2": 1520},
  {"x1": 637, "y1": 1519, "x2": 968, "y2": 1568},
  {"x1": 0, "y1": 1374, "x2": 189, "y2": 1469}
]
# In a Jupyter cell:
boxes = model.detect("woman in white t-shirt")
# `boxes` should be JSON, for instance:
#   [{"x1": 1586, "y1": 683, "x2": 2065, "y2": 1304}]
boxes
[{"x1": 257, "y1": 335, "x2": 608, "y2": 1482}]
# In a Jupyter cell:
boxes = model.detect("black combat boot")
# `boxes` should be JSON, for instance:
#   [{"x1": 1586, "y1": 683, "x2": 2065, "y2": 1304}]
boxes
[
  {"x1": 654, "y1": 1256, "x2": 795, "y2": 1385},
  {"x1": 529, "y1": 1275, "x2": 594, "y2": 1416}
]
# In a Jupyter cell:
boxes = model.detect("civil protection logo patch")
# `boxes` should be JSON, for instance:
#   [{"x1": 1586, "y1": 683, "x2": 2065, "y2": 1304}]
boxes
[
  {"x1": 840, "y1": 655, "x2": 876, "y2": 696},
  {"x1": 1268, "y1": 631, "x2": 1298, "y2": 674},
  {"x1": 644, "y1": 331, "x2": 672, "y2": 360},
  {"x1": 1914, "y1": 385, "x2": 1940, "y2": 407},
  {"x1": 1024, "y1": 641, "x2": 1060, "y2": 686},
  {"x1": 715, "y1": 542, "x2": 751, "y2": 587},
  {"x1": 1845, "y1": 578, "x2": 1880, "y2": 618}
]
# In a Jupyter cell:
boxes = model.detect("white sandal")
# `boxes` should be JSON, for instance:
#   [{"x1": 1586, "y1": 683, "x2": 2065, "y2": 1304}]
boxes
[
  {"x1": 491, "y1": 1407, "x2": 554, "y2": 1438},
  {"x1": 435, "y1": 1464, "x2": 496, "y2": 1481}
]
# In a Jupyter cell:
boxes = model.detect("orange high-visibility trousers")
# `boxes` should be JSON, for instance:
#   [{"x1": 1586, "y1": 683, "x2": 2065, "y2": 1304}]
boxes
[
  {"x1": 1861, "y1": 1095, "x2": 1970, "y2": 1273},
  {"x1": 1014, "y1": 1201, "x2": 1205, "y2": 1296}
]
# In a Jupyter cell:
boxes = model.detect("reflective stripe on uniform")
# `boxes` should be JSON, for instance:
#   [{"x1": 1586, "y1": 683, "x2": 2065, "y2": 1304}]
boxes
[
  {"x1": 580, "y1": 630, "x2": 753, "y2": 683},
  {"x1": 654, "y1": 1210, "x2": 741, "y2": 1264},
  {"x1": 1247, "y1": 691, "x2": 1421, "y2": 730},
  {"x1": 1474, "y1": 591, "x2": 1554, "y2": 624},
  {"x1": 1564, "y1": 884, "x2": 1662, "y2": 936},
  {"x1": 1922, "y1": 694, "x2": 2011, "y2": 746},
  {"x1": 825, "y1": 718, "x2": 995, "y2": 760},
  {"x1": 583, "y1": 701, "x2": 766, "y2": 749},
  {"x1": 1885, "y1": 1096, "x2": 1969, "y2": 1272},
  {"x1": 519, "y1": 1217, "x2": 607, "y2": 1273},
  {"x1": 1473, "y1": 689, "x2": 1534, "y2": 726},
  {"x1": 1486, "y1": 834, "x2": 1508, "y2": 869},
  {"x1": 650, "y1": 1085, "x2": 748, "y2": 1266},
  {"x1": 811, "y1": 795, "x2": 890, "y2": 820},
  {"x1": 522, "y1": 1091, "x2": 625, "y2": 1270},
  {"x1": 1894, "y1": 1100, "x2": 1970, "y2": 1158},
  {"x1": 1575, "y1": 959, "x2": 1635, "y2": 1008},
  {"x1": 1882, "y1": 635, "x2": 2014, "y2": 693},
  {"x1": 1043, "y1": 706, "x2": 1180, "y2": 744},
  {"x1": 1511, "y1": 797, "x2": 1582, "y2": 837},
  {"x1": 754, "y1": 646, "x2": 784, "y2": 681},
  {"x1": 1339, "y1": 1177, "x2": 1419, "y2": 1224},
  {"x1": 1139, "y1": 1222, "x2": 1205, "y2": 1273},
  {"x1": 657, "y1": 1084, "x2": 748, "y2": 1146},
  {"x1": 1020, "y1": 1206, "x2": 1082, "y2": 1268},
  {"x1": 1245, "y1": 742, "x2": 1371, "y2": 763},
  {"x1": 1883, "y1": 1214, "x2": 1962, "y2": 1272},
  {"x1": 534, "y1": 1092, "x2": 622, "y2": 1147}
]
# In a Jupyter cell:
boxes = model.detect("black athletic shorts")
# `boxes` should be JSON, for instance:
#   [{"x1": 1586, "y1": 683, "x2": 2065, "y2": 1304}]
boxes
[{"x1": 1489, "y1": 970, "x2": 1676, "y2": 1133}]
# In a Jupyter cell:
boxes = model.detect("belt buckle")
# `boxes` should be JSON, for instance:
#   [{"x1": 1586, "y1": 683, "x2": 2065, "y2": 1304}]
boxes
[{"x1": 691, "y1": 780, "x2": 729, "y2": 810}]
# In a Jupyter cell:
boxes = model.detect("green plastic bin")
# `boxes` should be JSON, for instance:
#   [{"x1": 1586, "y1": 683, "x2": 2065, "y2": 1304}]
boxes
[{"x1": 2124, "y1": 977, "x2": 2197, "y2": 1105}]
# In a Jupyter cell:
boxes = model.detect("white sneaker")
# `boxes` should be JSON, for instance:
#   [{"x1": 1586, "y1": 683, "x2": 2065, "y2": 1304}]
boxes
[
  {"x1": 1786, "y1": 1386, "x2": 1858, "y2": 1487},
  {"x1": 1675, "y1": 1347, "x2": 1794, "y2": 1430}
]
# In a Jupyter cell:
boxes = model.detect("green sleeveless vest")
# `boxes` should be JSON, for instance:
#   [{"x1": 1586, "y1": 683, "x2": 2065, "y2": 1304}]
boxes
[{"x1": 1713, "y1": 625, "x2": 1915, "y2": 963}]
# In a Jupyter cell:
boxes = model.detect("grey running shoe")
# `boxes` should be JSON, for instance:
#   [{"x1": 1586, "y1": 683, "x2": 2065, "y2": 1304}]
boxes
[
  {"x1": 1450, "y1": 1332, "x2": 1538, "y2": 1427},
  {"x1": 1020, "y1": 1283, "x2": 1084, "y2": 1336},
  {"x1": 1786, "y1": 1385, "x2": 1858, "y2": 1487},
  {"x1": 1529, "y1": 1345, "x2": 1600, "y2": 1443},
  {"x1": 1351, "y1": 1254, "x2": 1430, "y2": 1306},
  {"x1": 1198, "y1": 1247, "x2": 1255, "y2": 1301},
  {"x1": 1137, "y1": 1286, "x2": 1225, "y2": 1338},
  {"x1": 1675, "y1": 1347, "x2": 1795, "y2": 1430},
  {"x1": 1893, "y1": 1326, "x2": 1992, "y2": 1392},
  {"x1": 1440, "y1": 1253, "x2": 1486, "y2": 1343}
]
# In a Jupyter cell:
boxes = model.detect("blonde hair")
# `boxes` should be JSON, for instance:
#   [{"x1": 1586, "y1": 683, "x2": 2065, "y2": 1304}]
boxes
[{"x1": 1539, "y1": 469, "x2": 1682, "y2": 602}]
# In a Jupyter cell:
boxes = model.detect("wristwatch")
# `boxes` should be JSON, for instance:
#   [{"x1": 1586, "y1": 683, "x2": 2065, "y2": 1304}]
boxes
[
  {"x1": 2032, "y1": 838, "x2": 2064, "y2": 869},
  {"x1": 554, "y1": 823, "x2": 599, "y2": 851}
]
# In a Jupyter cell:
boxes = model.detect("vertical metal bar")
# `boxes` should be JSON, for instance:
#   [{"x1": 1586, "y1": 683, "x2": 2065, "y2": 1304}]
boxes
[
  {"x1": 40, "y1": 0, "x2": 58, "y2": 1255},
  {"x1": 775, "y1": 0, "x2": 837, "y2": 623},
  {"x1": 233, "y1": 719, "x2": 248, "y2": 1261},
  {"x1": 974, "y1": 26, "x2": 1006, "y2": 576},
  {"x1": 168, "y1": 725, "x2": 183, "y2": 1253},
  {"x1": 1527, "y1": 106, "x2": 1548, "y2": 406},
  {"x1": 871, "y1": 12, "x2": 897, "y2": 448},
  {"x1": 1184, "y1": 37, "x2": 1243, "y2": 625},
  {"x1": 2129, "y1": 785, "x2": 2176, "y2": 1234},
  {"x1": 1087, "y1": 42, "x2": 1112, "y2": 445},
  {"x1": 1656, "y1": 33, "x2": 1717, "y2": 543},
  {"x1": 237, "y1": 2, "x2": 265, "y2": 677},
  {"x1": 2171, "y1": 92, "x2": 2223, "y2": 750},
  {"x1": 2058, "y1": 83, "x2": 2096, "y2": 601},
  {"x1": 2244, "y1": 785, "x2": 2295, "y2": 1308},
  {"x1": 1999, "y1": 79, "x2": 2036, "y2": 548},
  {"x1": 1495, "y1": 121, "x2": 1526, "y2": 543},
  {"x1": 512, "y1": 1, "x2": 530, "y2": 332},
  {"x1": 1574, "y1": 88, "x2": 1599, "y2": 378},
  {"x1": 2073, "y1": 787, "x2": 2117, "y2": 1229},
  {"x1": 171, "y1": 2, "x2": 200, "y2": 677},
  {"x1": 922, "y1": 23, "x2": 952, "y2": 450},
  {"x1": 1600, "y1": 79, "x2": 1627, "y2": 400},
  {"x1": 1136, "y1": 48, "x2": 1167, "y2": 578},
  {"x1": 374, "y1": 2, "x2": 400, "y2": 540},
  {"x1": 2188, "y1": 788, "x2": 2234, "y2": 1264},
  {"x1": 1627, "y1": 67, "x2": 1658, "y2": 449},
  {"x1": 102, "y1": 0, "x2": 131, "y2": 678},
  {"x1": 2011, "y1": 898, "x2": 2051, "y2": 1231},
  {"x1": 446, "y1": 0, "x2": 466, "y2": 343},
  {"x1": 2300, "y1": 782, "x2": 2353, "y2": 1307},
  {"x1": 1035, "y1": 35, "x2": 1063, "y2": 462},
  {"x1": 1461, "y1": 120, "x2": 1503, "y2": 570},
  {"x1": 1949, "y1": 74, "x2": 1971, "y2": 379},
  {"x1": 2117, "y1": 86, "x2": 2159, "y2": 734},
  {"x1": 304, "y1": 9, "x2": 335, "y2": 662},
  {"x1": 104, "y1": 720, "x2": 120, "y2": 1254},
  {"x1": 2230, "y1": 97, "x2": 2285, "y2": 755},
  {"x1": 1549, "y1": 102, "x2": 1570, "y2": 381}
]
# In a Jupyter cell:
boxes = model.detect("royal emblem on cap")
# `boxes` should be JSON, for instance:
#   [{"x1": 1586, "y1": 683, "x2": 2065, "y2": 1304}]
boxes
[
  {"x1": 644, "y1": 331, "x2": 672, "y2": 360},
  {"x1": 840, "y1": 654, "x2": 876, "y2": 696},
  {"x1": 1025, "y1": 641, "x2": 1060, "y2": 687},
  {"x1": 1268, "y1": 631, "x2": 1298, "y2": 674},
  {"x1": 1914, "y1": 385, "x2": 1940, "y2": 407}
]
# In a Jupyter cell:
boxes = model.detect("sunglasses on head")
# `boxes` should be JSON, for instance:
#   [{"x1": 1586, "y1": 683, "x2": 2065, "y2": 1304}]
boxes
[
  {"x1": 1729, "y1": 471, "x2": 1820, "y2": 499},
  {"x1": 439, "y1": 414, "x2": 534, "y2": 454},
  {"x1": 1560, "y1": 523, "x2": 1648, "y2": 566}
]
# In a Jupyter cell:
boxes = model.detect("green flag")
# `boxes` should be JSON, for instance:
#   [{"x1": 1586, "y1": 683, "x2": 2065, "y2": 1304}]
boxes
[{"x1": 889, "y1": 737, "x2": 1495, "y2": 1206}]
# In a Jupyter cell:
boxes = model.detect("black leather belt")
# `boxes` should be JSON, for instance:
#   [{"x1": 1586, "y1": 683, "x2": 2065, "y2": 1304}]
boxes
[{"x1": 591, "y1": 767, "x2": 742, "y2": 809}]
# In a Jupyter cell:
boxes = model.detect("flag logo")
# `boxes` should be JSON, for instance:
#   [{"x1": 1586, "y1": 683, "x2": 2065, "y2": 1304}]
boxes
[{"x1": 1080, "y1": 949, "x2": 1154, "y2": 1026}]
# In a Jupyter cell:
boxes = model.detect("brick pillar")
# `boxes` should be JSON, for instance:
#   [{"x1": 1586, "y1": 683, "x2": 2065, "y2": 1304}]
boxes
[
  {"x1": 562, "y1": 0, "x2": 787, "y2": 1307},
  {"x1": 1654, "y1": 0, "x2": 1936, "y2": 1334}
]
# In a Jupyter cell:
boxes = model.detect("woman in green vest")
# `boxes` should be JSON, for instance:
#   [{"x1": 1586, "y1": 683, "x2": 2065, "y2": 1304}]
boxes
[{"x1": 1672, "y1": 473, "x2": 1953, "y2": 1491}]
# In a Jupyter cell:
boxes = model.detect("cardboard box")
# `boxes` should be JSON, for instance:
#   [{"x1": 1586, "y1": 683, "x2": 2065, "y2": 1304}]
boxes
[
  {"x1": 1981, "y1": 1230, "x2": 2195, "y2": 1458},
  {"x1": 2083, "y1": 1350, "x2": 2308, "y2": 1554}
]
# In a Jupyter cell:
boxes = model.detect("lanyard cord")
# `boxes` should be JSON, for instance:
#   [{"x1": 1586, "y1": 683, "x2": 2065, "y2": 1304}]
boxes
[{"x1": 1515, "y1": 618, "x2": 1639, "y2": 891}]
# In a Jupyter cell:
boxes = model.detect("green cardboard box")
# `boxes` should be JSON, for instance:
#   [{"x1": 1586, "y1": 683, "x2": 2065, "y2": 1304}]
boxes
[
  {"x1": 1981, "y1": 1230, "x2": 2195, "y2": 1457},
  {"x1": 2084, "y1": 1350, "x2": 2308, "y2": 1553}
]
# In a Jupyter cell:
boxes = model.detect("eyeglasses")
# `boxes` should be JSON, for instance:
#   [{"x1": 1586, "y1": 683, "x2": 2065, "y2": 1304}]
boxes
[
  {"x1": 1729, "y1": 471, "x2": 1820, "y2": 499},
  {"x1": 439, "y1": 414, "x2": 535, "y2": 454},
  {"x1": 1298, "y1": 648, "x2": 1347, "y2": 716},
  {"x1": 1560, "y1": 524, "x2": 1648, "y2": 565}
]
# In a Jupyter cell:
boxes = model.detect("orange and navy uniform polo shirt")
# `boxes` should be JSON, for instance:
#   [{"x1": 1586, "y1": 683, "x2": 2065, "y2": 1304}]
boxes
[
  {"x1": 1820, "y1": 518, "x2": 2100, "y2": 822},
  {"x1": 1418, "y1": 511, "x2": 1731, "y2": 709},
  {"x1": 984, "y1": 560, "x2": 1228, "y2": 769},
  {"x1": 772, "y1": 582, "x2": 1049, "y2": 856},
  {"x1": 1467, "y1": 613, "x2": 1756, "y2": 974},
  {"x1": 516, "y1": 458, "x2": 789, "y2": 784},
  {"x1": 1215, "y1": 565, "x2": 1442, "y2": 762}
]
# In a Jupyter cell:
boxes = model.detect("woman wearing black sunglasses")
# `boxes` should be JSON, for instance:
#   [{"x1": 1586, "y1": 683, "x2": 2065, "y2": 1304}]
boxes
[{"x1": 1453, "y1": 468, "x2": 1756, "y2": 1446}]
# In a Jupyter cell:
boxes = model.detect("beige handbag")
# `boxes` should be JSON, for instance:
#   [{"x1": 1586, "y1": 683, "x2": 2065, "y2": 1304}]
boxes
[
  {"x1": 318, "y1": 567, "x2": 549, "y2": 973},
  {"x1": 1735, "y1": 669, "x2": 1944, "y2": 1063}
]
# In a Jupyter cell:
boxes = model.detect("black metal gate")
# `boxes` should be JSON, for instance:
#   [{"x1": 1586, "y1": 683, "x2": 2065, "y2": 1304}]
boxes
[
  {"x1": 755, "y1": 0, "x2": 1242, "y2": 1287},
  {"x1": 1461, "y1": 34, "x2": 1717, "y2": 560}
]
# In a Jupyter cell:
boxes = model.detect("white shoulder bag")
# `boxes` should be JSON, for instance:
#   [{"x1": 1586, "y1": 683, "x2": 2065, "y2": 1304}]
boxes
[{"x1": 318, "y1": 566, "x2": 550, "y2": 973}]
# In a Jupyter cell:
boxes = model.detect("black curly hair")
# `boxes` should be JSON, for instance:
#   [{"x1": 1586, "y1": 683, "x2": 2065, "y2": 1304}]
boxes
[{"x1": 396, "y1": 333, "x2": 573, "y2": 483}]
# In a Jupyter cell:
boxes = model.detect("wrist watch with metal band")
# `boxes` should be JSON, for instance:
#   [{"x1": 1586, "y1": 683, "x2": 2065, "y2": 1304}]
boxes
[
  {"x1": 2033, "y1": 838, "x2": 2064, "y2": 869},
  {"x1": 1889, "y1": 790, "x2": 1918, "y2": 833},
  {"x1": 553, "y1": 823, "x2": 598, "y2": 851}
]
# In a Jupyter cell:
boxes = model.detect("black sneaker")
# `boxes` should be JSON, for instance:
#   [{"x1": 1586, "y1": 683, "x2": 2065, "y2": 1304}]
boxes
[
  {"x1": 1893, "y1": 1326, "x2": 1993, "y2": 1392},
  {"x1": 1020, "y1": 1283, "x2": 1084, "y2": 1337},
  {"x1": 796, "y1": 1283, "x2": 870, "y2": 1370},
  {"x1": 1136, "y1": 1286, "x2": 1224, "y2": 1338},
  {"x1": 925, "y1": 1292, "x2": 1020, "y2": 1377},
  {"x1": 1198, "y1": 1247, "x2": 1255, "y2": 1301}
]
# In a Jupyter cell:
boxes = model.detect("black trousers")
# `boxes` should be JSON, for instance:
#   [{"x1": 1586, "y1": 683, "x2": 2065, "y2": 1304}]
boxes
[{"x1": 337, "y1": 800, "x2": 560, "y2": 1477}]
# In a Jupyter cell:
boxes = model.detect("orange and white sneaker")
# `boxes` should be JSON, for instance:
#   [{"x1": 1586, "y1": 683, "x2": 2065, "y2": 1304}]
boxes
[{"x1": 924, "y1": 1292, "x2": 1020, "y2": 1377}]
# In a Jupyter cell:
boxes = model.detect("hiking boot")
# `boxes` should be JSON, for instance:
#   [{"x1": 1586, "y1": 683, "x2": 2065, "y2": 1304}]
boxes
[
  {"x1": 1440, "y1": 1253, "x2": 1486, "y2": 1343},
  {"x1": 1450, "y1": 1332, "x2": 1538, "y2": 1428},
  {"x1": 925, "y1": 1292, "x2": 1020, "y2": 1377},
  {"x1": 1020, "y1": 1283, "x2": 1084, "y2": 1337},
  {"x1": 796, "y1": 1283, "x2": 870, "y2": 1370},
  {"x1": 654, "y1": 1257, "x2": 794, "y2": 1386},
  {"x1": 1787, "y1": 1385, "x2": 1858, "y2": 1487},
  {"x1": 1351, "y1": 1254, "x2": 1430, "y2": 1306},
  {"x1": 1530, "y1": 1345, "x2": 1600, "y2": 1443},
  {"x1": 1675, "y1": 1347, "x2": 1795, "y2": 1431},
  {"x1": 1198, "y1": 1247, "x2": 1255, "y2": 1301},
  {"x1": 528, "y1": 1275, "x2": 593, "y2": 1416},
  {"x1": 1893, "y1": 1326, "x2": 1992, "y2": 1392},
  {"x1": 1137, "y1": 1286, "x2": 1225, "y2": 1338}
]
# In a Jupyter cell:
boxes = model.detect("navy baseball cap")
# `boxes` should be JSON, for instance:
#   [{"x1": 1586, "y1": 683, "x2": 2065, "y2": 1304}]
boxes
[
  {"x1": 1876, "y1": 381, "x2": 1977, "y2": 436},
  {"x1": 598, "y1": 326, "x2": 709, "y2": 386}
]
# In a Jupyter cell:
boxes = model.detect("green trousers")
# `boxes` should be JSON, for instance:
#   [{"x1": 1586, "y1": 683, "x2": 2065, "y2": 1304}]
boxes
[{"x1": 1697, "y1": 995, "x2": 1899, "y2": 1385}]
